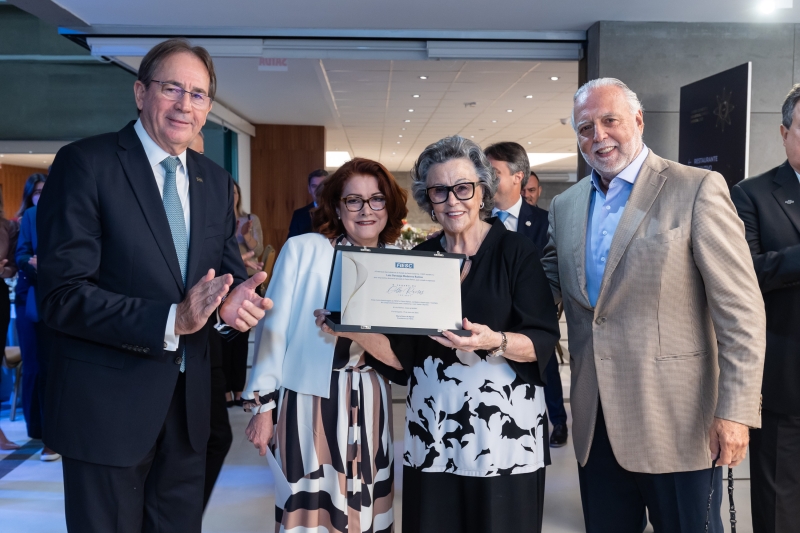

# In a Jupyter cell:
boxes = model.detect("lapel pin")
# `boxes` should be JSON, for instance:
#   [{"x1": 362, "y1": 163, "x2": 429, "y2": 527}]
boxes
[
  {"x1": 195, "y1": 177, "x2": 203, "y2": 182},
  {"x1": 525, "y1": 220, "x2": 532, "y2": 226},
  {"x1": 786, "y1": 199, "x2": 795, "y2": 205}
]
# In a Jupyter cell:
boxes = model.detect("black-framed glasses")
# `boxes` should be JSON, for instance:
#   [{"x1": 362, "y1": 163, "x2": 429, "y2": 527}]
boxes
[
  {"x1": 341, "y1": 195, "x2": 387, "y2": 212},
  {"x1": 151, "y1": 80, "x2": 213, "y2": 109},
  {"x1": 426, "y1": 182, "x2": 477, "y2": 204}
]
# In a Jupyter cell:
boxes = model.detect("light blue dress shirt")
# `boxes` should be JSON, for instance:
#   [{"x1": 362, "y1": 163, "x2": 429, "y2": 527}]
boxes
[{"x1": 585, "y1": 145, "x2": 649, "y2": 307}]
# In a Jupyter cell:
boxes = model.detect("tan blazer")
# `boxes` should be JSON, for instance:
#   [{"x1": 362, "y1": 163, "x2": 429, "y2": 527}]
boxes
[{"x1": 542, "y1": 151, "x2": 765, "y2": 474}]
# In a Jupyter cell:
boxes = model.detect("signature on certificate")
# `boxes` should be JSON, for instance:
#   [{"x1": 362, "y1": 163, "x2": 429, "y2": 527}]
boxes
[{"x1": 387, "y1": 284, "x2": 424, "y2": 296}]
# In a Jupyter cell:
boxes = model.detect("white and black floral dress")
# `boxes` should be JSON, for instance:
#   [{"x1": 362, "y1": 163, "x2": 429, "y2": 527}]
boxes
[{"x1": 370, "y1": 220, "x2": 560, "y2": 533}]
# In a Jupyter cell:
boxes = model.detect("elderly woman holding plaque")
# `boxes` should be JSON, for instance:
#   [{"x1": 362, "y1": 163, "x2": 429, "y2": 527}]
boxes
[
  {"x1": 243, "y1": 158, "x2": 408, "y2": 533},
  {"x1": 317, "y1": 136, "x2": 560, "y2": 533}
]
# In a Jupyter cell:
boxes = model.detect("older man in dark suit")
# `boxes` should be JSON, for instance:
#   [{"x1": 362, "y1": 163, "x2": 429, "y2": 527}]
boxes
[
  {"x1": 485, "y1": 141, "x2": 568, "y2": 447},
  {"x1": 37, "y1": 39, "x2": 272, "y2": 533},
  {"x1": 732, "y1": 83, "x2": 800, "y2": 533}
]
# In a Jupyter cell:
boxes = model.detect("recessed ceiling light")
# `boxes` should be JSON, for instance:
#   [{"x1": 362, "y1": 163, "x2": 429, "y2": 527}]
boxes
[
  {"x1": 492, "y1": 120, "x2": 497, "y2": 123},
  {"x1": 399, "y1": 135, "x2": 403, "y2": 138},
  {"x1": 405, "y1": 119, "x2": 411, "y2": 122},
  {"x1": 413, "y1": 94, "x2": 420, "y2": 98},
  {"x1": 408, "y1": 109, "x2": 414, "y2": 112},
  {"x1": 526, "y1": 95, "x2": 533, "y2": 99},
  {"x1": 507, "y1": 109, "x2": 513, "y2": 113},
  {"x1": 402, "y1": 128, "x2": 406, "y2": 131},
  {"x1": 550, "y1": 76, "x2": 559, "y2": 81},
  {"x1": 392, "y1": 152, "x2": 396, "y2": 155},
  {"x1": 470, "y1": 136, "x2": 474, "y2": 138},
  {"x1": 397, "y1": 141, "x2": 401, "y2": 144},
  {"x1": 528, "y1": 142, "x2": 532, "y2": 145},
  {"x1": 419, "y1": 76, "x2": 427, "y2": 80}
]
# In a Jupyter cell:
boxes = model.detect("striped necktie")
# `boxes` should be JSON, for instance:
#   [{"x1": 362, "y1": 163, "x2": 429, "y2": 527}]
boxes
[{"x1": 161, "y1": 156, "x2": 188, "y2": 372}]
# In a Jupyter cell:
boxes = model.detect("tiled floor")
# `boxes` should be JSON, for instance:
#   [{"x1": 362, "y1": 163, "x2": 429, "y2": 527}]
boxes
[{"x1": 0, "y1": 363, "x2": 752, "y2": 532}]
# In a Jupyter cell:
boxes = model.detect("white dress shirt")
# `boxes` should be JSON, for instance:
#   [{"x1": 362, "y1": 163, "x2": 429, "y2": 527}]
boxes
[
  {"x1": 492, "y1": 196, "x2": 523, "y2": 232},
  {"x1": 133, "y1": 119, "x2": 190, "y2": 351}
]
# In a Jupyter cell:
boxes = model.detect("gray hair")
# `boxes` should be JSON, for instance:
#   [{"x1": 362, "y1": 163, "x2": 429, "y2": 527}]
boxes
[
  {"x1": 571, "y1": 78, "x2": 644, "y2": 130},
  {"x1": 782, "y1": 84, "x2": 800, "y2": 128},
  {"x1": 411, "y1": 136, "x2": 497, "y2": 218}
]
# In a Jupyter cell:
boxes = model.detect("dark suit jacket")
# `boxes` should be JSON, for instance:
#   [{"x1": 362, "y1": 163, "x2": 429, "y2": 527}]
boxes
[
  {"x1": 287, "y1": 202, "x2": 314, "y2": 239},
  {"x1": 517, "y1": 201, "x2": 550, "y2": 257},
  {"x1": 732, "y1": 160, "x2": 800, "y2": 415},
  {"x1": 37, "y1": 122, "x2": 248, "y2": 467}
]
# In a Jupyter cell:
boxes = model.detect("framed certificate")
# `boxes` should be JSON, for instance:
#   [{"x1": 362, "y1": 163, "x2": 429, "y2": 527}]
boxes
[{"x1": 323, "y1": 245, "x2": 470, "y2": 336}]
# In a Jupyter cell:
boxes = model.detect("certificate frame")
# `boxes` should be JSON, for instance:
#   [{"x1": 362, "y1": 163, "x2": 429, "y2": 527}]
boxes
[{"x1": 323, "y1": 245, "x2": 470, "y2": 337}]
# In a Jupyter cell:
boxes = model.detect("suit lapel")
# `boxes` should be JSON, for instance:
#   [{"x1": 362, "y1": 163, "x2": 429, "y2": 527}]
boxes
[
  {"x1": 117, "y1": 124, "x2": 184, "y2": 292},
  {"x1": 772, "y1": 162, "x2": 800, "y2": 236},
  {"x1": 597, "y1": 153, "x2": 667, "y2": 304},
  {"x1": 185, "y1": 152, "x2": 207, "y2": 288},
  {"x1": 570, "y1": 178, "x2": 593, "y2": 307}
]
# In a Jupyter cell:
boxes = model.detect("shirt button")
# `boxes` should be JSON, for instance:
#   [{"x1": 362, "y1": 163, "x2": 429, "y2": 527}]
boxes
[
  {"x1": 596, "y1": 317, "x2": 607, "y2": 325},
  {"x1": 174, "y1": 356, "x2": 183, "y2": 366},
  {"x1": 600, "y1": 257, "x2": 606, "y2": 262},
  {"x1": 602, "y1": 230, "x2": 608, "y2": 236},
  {"x1": 605, "y1": 205, "x2": 611, "y2": 210}
]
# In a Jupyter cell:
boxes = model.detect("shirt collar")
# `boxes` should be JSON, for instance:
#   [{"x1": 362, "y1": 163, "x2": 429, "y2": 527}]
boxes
[
  {"x1": 591, "y1": 144, "x2": 649, "y2": 192},
  {"x1": 492, "y1": 195, "x2": 523, "y2": 218},
  {"x1": 134, "y1": 118, "x2": 187, "y2": 172}
]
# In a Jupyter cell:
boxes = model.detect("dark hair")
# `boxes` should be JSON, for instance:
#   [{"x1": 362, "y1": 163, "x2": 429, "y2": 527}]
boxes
[
  {"x1": 232, "y1": 180, "x2": 247, "y2": 217},
  {"x1": 484, "y1": 141, "x2": 532, "y2": 188},
  {"x1": 308, "y1": 168, "x2": 329, "y2": 184},
  {"x1": 138, "y1": 39, "x2": 217, "y2": 99},
  {"x1": 782, "y1": 83, "x2": 800, "y2": 128},
  {"x1": 528, "y1": 170, "x2": 540, "y2": 185},
  {"x1": 312, "y1": 158, "x2": 408, "y2": 244},
  {"x1": 18, "y1": 173, "x2": 47, "y2": 218}
]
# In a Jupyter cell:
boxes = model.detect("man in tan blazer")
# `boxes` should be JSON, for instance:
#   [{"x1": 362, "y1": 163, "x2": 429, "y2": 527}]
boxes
[{"x1": 541, "y1": 78, "x2": 765, "y2": 532}]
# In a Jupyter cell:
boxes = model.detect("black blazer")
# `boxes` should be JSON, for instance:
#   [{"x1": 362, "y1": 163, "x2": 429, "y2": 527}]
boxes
[
  {"x1": 287, "y1": 202, "x2": 314, "y2": 239},
  {"x1": 731, "y1": 161, "x2": 800, "y2": 415},
  {"x1": 37, "y1": 122, "x2": 248, "y2": 466},
  {"x1": 517, "y1": 201, "x2": 550, "y2": 257}
]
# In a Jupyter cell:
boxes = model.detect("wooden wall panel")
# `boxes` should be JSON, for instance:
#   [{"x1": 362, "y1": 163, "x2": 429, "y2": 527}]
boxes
[
  {"x1": 0, "y1": 164, "x2": 43, "y2": 220},
  {"x1": 250, "y1": 125, "x2": 325, "y2": 254}
]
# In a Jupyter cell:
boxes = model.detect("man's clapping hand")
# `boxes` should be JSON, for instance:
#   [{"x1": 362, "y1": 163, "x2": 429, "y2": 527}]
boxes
[
  {"x1": 220, "y1": 271, "x2": 273, "y2": 331},
  {"x1": 175, "y1": 269, "x2": 233, "y2": 335}
]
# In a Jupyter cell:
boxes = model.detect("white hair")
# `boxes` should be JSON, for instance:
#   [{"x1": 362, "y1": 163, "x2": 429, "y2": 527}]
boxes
[{"x1": 570, "y1": 78, "x2": 644, "y2": 130}]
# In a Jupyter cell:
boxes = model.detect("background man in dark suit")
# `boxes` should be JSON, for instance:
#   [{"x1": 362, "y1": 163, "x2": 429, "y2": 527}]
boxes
[
  {"x1": 286, "y1": 168, "x2": 328, "y2": 239},
  {"x1": 522, "y1": 169, "x2": 543, "y2": 207},
  {"x1": 731, "y1": 83, "x2": 800, "y2": 533},
  {"x1": 485, "y1": 141, "x2": 568, "y2": 447},
  {"x1": 37, "y1": 39, "x2": 272, "y2": 533}
]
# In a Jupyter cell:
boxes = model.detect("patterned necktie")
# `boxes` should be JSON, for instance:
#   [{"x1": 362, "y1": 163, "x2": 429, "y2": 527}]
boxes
[
  {"x1": 496, "y1": 210, "x2": 510, "y2": 223},
  {"x1": 161, "y1": 156, "x2": 188, "y2": 372}
]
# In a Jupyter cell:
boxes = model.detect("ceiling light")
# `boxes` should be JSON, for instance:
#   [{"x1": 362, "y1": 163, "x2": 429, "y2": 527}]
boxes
[
  {"x1": 419, "y1": 76, "x2": 427, "y2": 79},
  {"x1": 550, "y1": 76, "x2": 559, "y2": 81},
  {"x1": 392, "y1": 152, "x2": 396, "y2": 155},
  {"x1": 325, "y1": 151, "x2": 351, "y2": 167},
  {"x1": 413, "y1": 94, "x2": 420, "y2": 98},
  {"x1": 408, "y1": 109, "x2": 414, "y2": 112},
  {"x1": 0, "y1": 155, "x2": 3, "y2": 157},
  {"x1": 492, "y1": 120, "x2": 497, "y2": 123},
  {"x1": 758, "y1": 0, "x2": 776, "y2": 13},
  {"x1": 399, "y1": 135, "x2": 403, "y2": 138},
  {"x1": 527, "y1": 153, "x2": 576, "y2": 167},
  {"x1": 526, "y1": 95, "x2": 533, "y2": 99},
  {"x1": 405, "y1": 119, "x2": 411, "y2": 122},
  {"x1": 470, "y1": 136, "x2": 474, "y2": 138},
  {"x1": 507, "y1": 109, "x2": 513, "y2": 113},
  {"x1": 528, "y1": 142, "x2": 532, "y2": 145},
  {"x1": 402, "y1": 128, "x2": 406, "y2": 130}
]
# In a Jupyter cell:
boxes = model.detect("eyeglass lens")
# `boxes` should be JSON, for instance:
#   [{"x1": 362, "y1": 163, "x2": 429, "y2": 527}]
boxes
[
  {"x1": 343, "y1": 195, "x2": 387, "y2": 212},
  {"x1": 427, "y1": 182, "x2": 476, "y2": 204},
  {"x1": 155, "y1": 81, "x2": 211, "y2": 109}
]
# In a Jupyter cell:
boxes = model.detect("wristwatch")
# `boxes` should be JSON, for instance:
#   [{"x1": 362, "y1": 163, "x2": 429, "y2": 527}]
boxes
[{"x1": 487, "y1": 331, "x2": 507, "y2": 358}]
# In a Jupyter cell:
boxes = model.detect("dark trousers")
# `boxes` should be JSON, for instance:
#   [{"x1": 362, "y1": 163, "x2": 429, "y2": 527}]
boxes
[
  {"x1": 578, "y1": 405, "x2": 723, "y2": 533},
  {"x1": 750, "y1": 408, "x2": 800, "y2": 533},
  {"x1": 203, "y1": 331, "x2": 232, "y2": 509},
  {"x1": 16, "y1": 302, "x2": 41, "y2": 439},
  {"x1": 543, "y1": 354, "x2": 567, "y2": 426},
  {"x1": 221, "y1": 331, "x2": 248, "y2": 393},
  {"x1": 62, "y1": 374, "x2": 206, "y2": 533}
]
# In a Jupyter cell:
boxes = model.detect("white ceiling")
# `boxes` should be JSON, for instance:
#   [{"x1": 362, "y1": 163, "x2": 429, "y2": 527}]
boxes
[
  {"x1": 0, "y1": 154, "x2": 54, "y2": 169},
  {"x1": 29, "y1": 0, "x2": 800, "y2": 32}
]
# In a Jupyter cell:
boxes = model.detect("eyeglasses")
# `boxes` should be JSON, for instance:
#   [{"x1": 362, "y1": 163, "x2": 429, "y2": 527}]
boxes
[
  {"x1": 341, "y1": 195, "x2": 387, "y2": 212},
  {"x1": 426, "y1": 182, "x2": 477, "y2": 204},
  {"x1": 151, "y1": 80, "x2": 213, "y2": 109}
]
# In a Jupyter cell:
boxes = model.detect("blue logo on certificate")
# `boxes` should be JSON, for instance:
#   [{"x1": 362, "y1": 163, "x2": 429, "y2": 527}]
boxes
[{"x1": 395, "y1": 262, "x2": 414, "y2": 269}]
